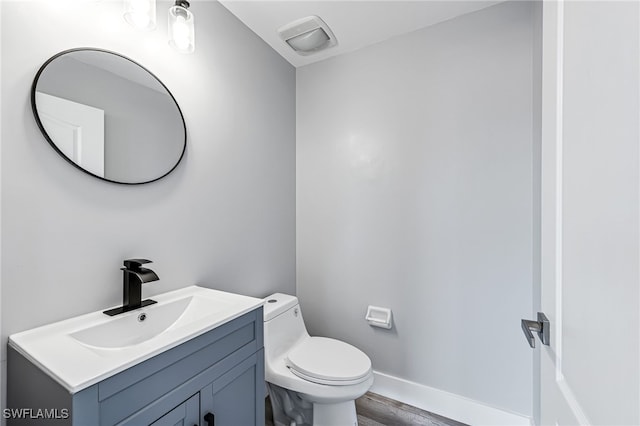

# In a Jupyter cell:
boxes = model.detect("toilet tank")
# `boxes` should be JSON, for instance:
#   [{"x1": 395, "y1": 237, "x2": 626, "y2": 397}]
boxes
[{"x1": 263, "y1": 293, "x2": 309, "y2": 360}]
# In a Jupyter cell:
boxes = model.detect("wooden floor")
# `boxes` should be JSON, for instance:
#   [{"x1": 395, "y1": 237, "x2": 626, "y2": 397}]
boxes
[
  {"x1": 265, "y1": 392, "x2": 467, "y2": 426},
  {"x1": 355, "y1": 392, "x2": 467, "y2": 426}
]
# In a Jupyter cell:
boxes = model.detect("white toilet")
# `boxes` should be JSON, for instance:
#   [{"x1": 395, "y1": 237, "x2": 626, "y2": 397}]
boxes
[{"x1": 263, "y1": 293, "x2": 374, "y2": 426}]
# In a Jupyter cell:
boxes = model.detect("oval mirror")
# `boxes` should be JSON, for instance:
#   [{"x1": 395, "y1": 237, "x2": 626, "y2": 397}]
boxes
[{"x1": 31, "y1": 48, "x2": 186, "y2": 184}]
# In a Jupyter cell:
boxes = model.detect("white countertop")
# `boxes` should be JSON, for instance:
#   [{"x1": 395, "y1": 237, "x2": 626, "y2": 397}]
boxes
[{"x1": 8, "y1": 285, "x2": 264, "y2": 393}]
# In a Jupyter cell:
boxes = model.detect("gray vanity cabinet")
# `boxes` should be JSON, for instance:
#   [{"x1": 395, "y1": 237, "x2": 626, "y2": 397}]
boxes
[
  {"x1": 150, "y1": 394, "x2": 199, "y2": 426},
  {"x1": 8, "y1": 307, "x2": 264, "y2": 426},
  {"x1": 201, "y1": 353, "x2": 262, "y2": 426}
]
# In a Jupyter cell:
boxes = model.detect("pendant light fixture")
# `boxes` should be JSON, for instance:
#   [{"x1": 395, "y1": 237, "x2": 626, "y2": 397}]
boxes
[
  {"x1": 168, "y1": 0, "x2": 195, "y2": 54},
  {"x1": 123, "y1": 0, "x2": 156, "y2": 31}
]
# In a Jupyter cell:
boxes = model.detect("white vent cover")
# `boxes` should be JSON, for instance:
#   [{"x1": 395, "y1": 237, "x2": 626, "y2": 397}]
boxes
[{"x1": 277, "y1": 16, "x2": 337, "y2": 56}]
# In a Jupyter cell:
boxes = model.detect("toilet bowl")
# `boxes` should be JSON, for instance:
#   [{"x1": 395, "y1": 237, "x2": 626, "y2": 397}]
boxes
[{"x1": 263, "y1": 293, "x2": 373, "y2": 426}]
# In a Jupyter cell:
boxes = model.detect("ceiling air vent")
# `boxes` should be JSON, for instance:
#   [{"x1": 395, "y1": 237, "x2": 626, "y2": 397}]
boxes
[{"x1": 277, "y1": 16, "x2": 337, "y2": 56}]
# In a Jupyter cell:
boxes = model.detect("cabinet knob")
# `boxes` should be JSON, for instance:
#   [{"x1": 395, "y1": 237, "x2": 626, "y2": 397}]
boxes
[{"x1": 204, "y1": 412, "x2": 215, "y2": 426}]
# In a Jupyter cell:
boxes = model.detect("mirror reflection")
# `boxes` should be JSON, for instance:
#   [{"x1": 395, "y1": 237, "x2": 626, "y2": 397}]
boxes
[{"x1": 32, "y1": 49, "x2": 186, "y2": 184}]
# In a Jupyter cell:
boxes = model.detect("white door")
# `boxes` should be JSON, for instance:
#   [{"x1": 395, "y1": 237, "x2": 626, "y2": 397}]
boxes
[
  {"x1": 36, "y1": 92, "x2": 105, "y2": 177},
  {"x1": 539, "y1": 1, "x2": 639, "y2": 424}
]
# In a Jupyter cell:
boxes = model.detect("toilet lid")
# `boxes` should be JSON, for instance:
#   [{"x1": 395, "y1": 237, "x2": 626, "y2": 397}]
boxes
[{"x1": 286, "y1": 337, "x2": 371, "y2": 385}]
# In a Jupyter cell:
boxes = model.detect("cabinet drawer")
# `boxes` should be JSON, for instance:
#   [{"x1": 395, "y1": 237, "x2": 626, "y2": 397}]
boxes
[{"x1": 98, "y1": 308, "x2": 262, "y2": 425}]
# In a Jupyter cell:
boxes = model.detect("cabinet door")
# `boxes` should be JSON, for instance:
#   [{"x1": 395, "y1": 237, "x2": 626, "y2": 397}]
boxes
[
  {"x1": 151, "y1": 393, "x2": 199, "y2": 426},
  {"x1": 199, "y1": 351, "x2": 264, "y2": 426}
]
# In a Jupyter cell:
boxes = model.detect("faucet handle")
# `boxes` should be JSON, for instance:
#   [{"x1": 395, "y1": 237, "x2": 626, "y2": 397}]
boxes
[{"x1": 123, "y1": 259, "x2": 152, "y2": 271}]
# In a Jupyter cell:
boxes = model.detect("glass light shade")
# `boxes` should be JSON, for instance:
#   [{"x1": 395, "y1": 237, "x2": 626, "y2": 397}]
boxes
[
  {"x1": 286, "y1": 28, "x2": 330, "y2": 53},
  {"x1": 123, "y1": 0, "x2": 156, "y2": 31},
  {"x1": 168, "y1": 5, "x2": 195, "y2": 53}
]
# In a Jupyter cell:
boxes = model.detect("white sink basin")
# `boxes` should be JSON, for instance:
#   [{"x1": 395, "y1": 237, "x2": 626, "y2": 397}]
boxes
[
  {"x1": 70, "y1": 295, "x2": 217, "y2": 349},
  {"x1": 9, "y1": 286, "x2": 263, "y2": 392}
]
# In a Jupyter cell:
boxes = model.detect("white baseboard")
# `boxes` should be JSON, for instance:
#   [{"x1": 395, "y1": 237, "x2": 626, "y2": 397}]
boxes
[{"x1": 370, "y1": 371, "x2": 532, "y2": 426}]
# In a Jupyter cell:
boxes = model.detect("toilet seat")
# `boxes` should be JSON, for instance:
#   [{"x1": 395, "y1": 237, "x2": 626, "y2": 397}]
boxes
[{"x1": 286, "y1": 337, "x2": 372, "y2": 386}]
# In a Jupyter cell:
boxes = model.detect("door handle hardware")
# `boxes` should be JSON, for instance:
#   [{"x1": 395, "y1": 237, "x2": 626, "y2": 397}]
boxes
[
  {"x1": 521, "y1": 312, "x2": 550, "y2": 348},
  {"x1": 204, "y1": 412, "x2": 215, "y2": 426}
]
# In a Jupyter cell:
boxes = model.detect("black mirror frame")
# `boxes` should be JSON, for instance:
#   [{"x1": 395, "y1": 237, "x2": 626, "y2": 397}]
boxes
[{"x1": 31, "y1": 47, "x2": 187, "y2": 185}]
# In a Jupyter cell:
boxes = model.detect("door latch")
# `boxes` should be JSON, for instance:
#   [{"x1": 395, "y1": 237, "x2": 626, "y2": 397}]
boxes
[{"x1": 521, "y1": 312, "x2": 550, "y2": 348}]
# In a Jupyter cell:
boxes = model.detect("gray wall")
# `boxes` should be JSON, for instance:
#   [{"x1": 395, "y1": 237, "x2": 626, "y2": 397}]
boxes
[
  {"x1": 0, "y1": 0, "x2": 295, "y2": 407},
  {"x1": 296, "y1": 1, "x2": 537, "y2": 417},
  {"x1": 0, "y1": 0, "x2": 3, "y2": 412}
]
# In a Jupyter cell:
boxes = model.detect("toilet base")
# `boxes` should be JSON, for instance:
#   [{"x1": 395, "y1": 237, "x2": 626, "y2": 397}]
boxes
[
  {"x1": 267, "y1": 383, "x2": 358, "y2": 426},
  {"x1": 268, "y1": 382, "x2": 312, "y2": 426},
  {"x1": 312, "y1": 400, "x2": 357, "y2": 426}
]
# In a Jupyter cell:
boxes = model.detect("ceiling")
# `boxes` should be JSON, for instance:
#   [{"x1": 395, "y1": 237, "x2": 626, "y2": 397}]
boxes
[{"x1": 218, "y1": 1, "x2": 503, "y2": 68}]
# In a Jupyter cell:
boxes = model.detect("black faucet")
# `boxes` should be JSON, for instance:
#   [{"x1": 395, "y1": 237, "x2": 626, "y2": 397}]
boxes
[{"x1": 104, "y1": 259, "x2": 159, "y2": 316}]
